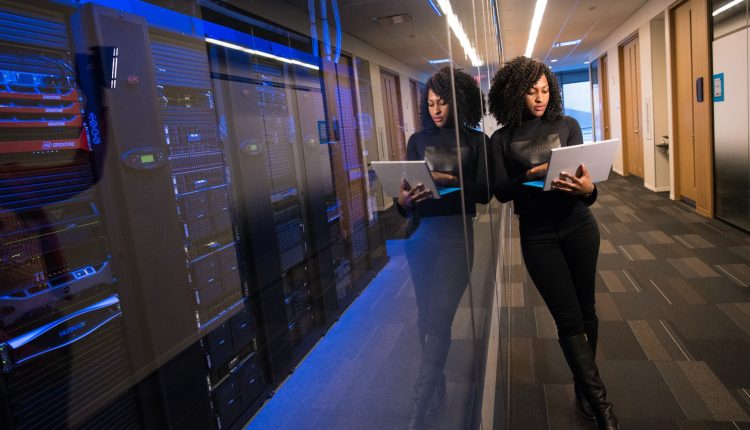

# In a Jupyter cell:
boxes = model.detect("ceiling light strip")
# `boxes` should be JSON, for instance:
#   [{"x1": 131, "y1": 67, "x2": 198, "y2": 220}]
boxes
[
  {"x1": 712, "y1": 0, "x2": 743, "y2": 16},
  {"x1": 525, "y1": 0, "x2": 548, "y2": 58},
  {"x1": 435, "y1": 0, "x2": 483, "y2": 67},
  {"x1": 205, "y1": 37, "x2": 320, "y2": 70}
]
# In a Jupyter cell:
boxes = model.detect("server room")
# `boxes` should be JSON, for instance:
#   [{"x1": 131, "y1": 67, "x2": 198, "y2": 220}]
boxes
[{"x1": 1, "y1": 0, "x2": 750, "y2": 429}]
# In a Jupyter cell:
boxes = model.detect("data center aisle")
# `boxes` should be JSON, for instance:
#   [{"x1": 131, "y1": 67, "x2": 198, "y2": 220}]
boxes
[
  {"x1": 504, "y1": 174, "x2": 750, "y2": 430},
  {"x1": 245, "y1": 212, "x2": 494, "y2": 430}
]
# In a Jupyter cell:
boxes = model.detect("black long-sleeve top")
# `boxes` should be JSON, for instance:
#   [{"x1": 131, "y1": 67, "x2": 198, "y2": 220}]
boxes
[
  {"x1": 399, "y1": 125, "x2": 490, "y2": 217},
  {"x1": 489, "y1": 116, "x2": 597, "y2": 216}
]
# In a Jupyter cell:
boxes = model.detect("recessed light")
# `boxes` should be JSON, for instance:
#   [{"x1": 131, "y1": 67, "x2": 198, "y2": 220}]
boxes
[{"x1": 374, "y1": 14, "x2": 413, "y2": 25}]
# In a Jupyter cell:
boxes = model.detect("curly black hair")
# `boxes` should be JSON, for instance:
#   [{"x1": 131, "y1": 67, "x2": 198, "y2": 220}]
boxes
[
  {"x1": 419, "y1": 66, "x2": 483, "y2": 131},
  {"x1": 487, "y1": 56, "x2": 563, "y2": 127}
]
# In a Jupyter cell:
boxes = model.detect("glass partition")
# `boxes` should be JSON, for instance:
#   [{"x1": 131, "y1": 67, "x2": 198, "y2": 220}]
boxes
[{"x1": 0, "y1": 0, "x2": 510, "y2": 429}]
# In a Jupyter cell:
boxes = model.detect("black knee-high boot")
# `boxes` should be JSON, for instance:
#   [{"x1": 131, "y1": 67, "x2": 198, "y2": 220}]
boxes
[
  {"x1": 408, "y1": 335, "x2": 451, "y2": 429},
  {"x1": 576, "y1": 319, "x2": 599, "y2": 420},
  {"x1": 559, "y1": 334, "x2": 618, "y2": 430}
]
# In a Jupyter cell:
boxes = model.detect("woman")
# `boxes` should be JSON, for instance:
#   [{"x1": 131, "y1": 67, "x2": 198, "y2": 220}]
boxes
[
  {"x1": 397, "y1": 66, "x2": 489, "y2": 429},
  {"x1": 487, "y1": 56, "x2": 618, "y2": 430}
]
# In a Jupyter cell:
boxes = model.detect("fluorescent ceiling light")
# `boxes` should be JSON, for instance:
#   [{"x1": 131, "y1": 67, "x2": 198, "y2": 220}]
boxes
[
  {"x1": 525, "y1": 0, "x2": 548, "y2": 58},
  {"x1": 584, "y1": 61, "x2": 590, "y2": 64},
  {"x1": 205, "y1": 37, "x2": 320, "y2": 70},
  {"x1": 552, "y1": 39, "x2": 581, "y2": 48},
  {"x1": 550, "y1": 59, "x2": 558, "y2": 63},
  {"x1": 435, "y1": 0, "x2": 483, "y2": 66},
  {"x1": 429, "y1": 58, "x2": 451, "y2": 64},
  {"x1": 712, "y1": 0, "x2": 743, "y2": 16}
]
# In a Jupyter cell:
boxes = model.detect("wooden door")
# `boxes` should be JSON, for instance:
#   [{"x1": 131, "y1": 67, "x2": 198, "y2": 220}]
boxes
[
  {"x1": 409, "y1": 79, "x2": 425, "y2": 133},
  {"x1": 601, "y1": 55, "x2": 611, "y2": 140},
  {"x1": 620, "y1": 37, "x2": 644, "y2": 177},
  {"x1": 673, "y1": 1, "x2": 697, "y2": 202},
  {"x1": 380, "y1": 69, "x2": 406, "y2": 160}
]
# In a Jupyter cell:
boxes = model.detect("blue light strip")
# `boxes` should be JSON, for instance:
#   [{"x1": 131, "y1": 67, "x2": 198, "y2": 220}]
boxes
[
  {"x1": 428, "y1": 0, "x2": 442, "y2": 16},
  {"x1": 15, "y1": 313, "x2": 122, "y2": 366},
  {"x1": 321, "y1": 0, "x2": 332, "y2": 60},
  {"x1": 331, "y1": 0, "x2": 342, "y2": 63},
  {"x1": 7, "y1": 295, "x2": 120, "y2": 349},
  {"x1": 308, "y1": 0, "x2": 319, "y2": 58}
]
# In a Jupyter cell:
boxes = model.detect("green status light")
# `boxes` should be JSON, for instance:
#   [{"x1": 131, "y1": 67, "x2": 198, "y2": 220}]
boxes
[{"x1": 140, "y1": 154, "x2": 155, "y2": 164}]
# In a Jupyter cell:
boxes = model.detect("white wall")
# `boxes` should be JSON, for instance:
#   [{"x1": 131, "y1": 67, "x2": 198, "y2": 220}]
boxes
[
  {"x1": 650, "y1": 16, "x2": 670, "y2": 191},
  {"x1": 589, "y1": 0, "x2": 675, "y2": 188}
]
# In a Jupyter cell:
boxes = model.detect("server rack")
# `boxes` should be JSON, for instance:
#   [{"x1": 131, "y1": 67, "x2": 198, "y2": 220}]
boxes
[
  {"x1": 148, "y1": 31, "x2": 265, "y2": 429},
  {"x1": 0, "y1": 2, "x2": 143, "y2": 429},
  {"x1": 209, "y1": 45, "x2": 323, "y2": 381}
]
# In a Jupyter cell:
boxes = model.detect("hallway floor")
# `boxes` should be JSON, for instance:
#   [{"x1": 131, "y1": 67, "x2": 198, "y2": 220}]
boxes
[{"x1": 505, "y1": 174, "x2": 750, "y2": 429}]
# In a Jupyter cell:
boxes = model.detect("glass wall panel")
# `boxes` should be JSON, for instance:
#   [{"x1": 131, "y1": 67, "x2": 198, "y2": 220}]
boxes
[{"x1": 0, "y1": 0, "x2": 505, "y2": 429}]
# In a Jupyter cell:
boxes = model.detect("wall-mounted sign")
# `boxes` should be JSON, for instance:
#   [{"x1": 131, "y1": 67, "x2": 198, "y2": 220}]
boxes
[{"x1": 713, "y1": 73, "x2": 724, "y2": 102}]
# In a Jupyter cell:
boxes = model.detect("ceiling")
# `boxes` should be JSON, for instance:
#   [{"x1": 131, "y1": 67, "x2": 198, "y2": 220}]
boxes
[{"x1": 279, "y1": 0, "x2": 651, "y2": 76}]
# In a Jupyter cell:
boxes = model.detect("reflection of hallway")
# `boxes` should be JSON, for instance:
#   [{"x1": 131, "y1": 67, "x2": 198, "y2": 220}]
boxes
[
  {"x1": 246, "y1": 213, "x2": 496, "y2": 429},
  {"x1": 505, "y1": 175, "x2": 750, "y2": 429}
]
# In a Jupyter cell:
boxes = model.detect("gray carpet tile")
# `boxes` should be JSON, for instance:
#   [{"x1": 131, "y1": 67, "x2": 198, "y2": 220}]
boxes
[{"x1": 502, "y1": 174, "x2": 750, "y2": 429}]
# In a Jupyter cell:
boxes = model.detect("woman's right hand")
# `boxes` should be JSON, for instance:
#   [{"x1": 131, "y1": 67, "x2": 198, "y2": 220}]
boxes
[
  {"x1": 526, "y1": 162, "x2": 549, "y2": 180},
  {"x1": 397, "y1": 179, "x2": 433, "y2": 207}
]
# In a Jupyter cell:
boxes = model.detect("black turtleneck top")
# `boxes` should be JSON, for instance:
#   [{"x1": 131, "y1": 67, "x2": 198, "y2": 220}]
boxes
[
  {"x1": 401, "y1": 125, "x2": 490, "y2": 217},
  {"x1": 489, "y1": 115, "x2": 597, "y2": 216}
]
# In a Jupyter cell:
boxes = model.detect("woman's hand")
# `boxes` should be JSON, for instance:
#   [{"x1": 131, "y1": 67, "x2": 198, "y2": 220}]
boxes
[
  {"x1": 397, "y1": 179, "x2": 433, "y2": 207},
  {"x1": 551, "y1": 163, "x2": 595, "y2": 196},
  {"x1": 431, "y1": 171, "x2": 458, "y2": 187},
  {"x1": 525, "y1": 163, "x2": 548, "y2": 180}
]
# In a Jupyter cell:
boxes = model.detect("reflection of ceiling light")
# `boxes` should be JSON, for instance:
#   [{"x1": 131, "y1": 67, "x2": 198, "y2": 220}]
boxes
[
  {"x1": 205, "y1": 38, "x2": 320, "y2": 70},
  {"x1": 525, "y1": 0, "x2": 548, "y2": 58},
  {"x1": 713, "y1": 0, "x2": 743, "y2": 16},
  {"x1": 428, "y1": 58, "x2": 451, "y2": 64},
  {"x1": 374, "y1": 14, "x2": 413, "y2": 25},
  {"x1": 552, "y1": 39, "x2": 581, "y2": 48},
  {"x1": 550, "y1": 59, "x2": 558, "y2": 63},
  {"x1": 435, "y1": 0, "x2": 483, "y2": 67}
]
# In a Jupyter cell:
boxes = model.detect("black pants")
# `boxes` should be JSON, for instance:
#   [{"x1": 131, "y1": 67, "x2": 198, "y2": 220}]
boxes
[
  {"x1": 406, "y1": 215, "x2": 474, "y2": 340},
  {"x1": 519, "y1": 205, "x2": 600, "y2": 338}
]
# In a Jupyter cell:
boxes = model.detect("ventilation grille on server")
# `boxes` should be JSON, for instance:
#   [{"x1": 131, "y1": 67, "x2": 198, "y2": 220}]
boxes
[
  {"x1": 150, "y1": 34, "x2": 243, "y2": 330},
  {"x1": 5, "y1": 317, "x2": 142, "y2": 430},
  {"x1": 0, "y1": 2, "x2": 69, "y2": 50}
]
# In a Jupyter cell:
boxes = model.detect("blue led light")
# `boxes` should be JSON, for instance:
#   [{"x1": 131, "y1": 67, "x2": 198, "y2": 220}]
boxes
[
  {"x1": 428, "y1": 0, "x2": 442, "y2": 16},
  {"x1": 6, "y1": 295, "x2": 120, "y2": 349}
]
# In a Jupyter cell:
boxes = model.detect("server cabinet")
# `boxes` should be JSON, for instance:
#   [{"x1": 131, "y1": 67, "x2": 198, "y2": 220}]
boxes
[
  {"x1": 0, "y1": 2, "x2": 143, "y2": 429},
  {"x1": 209, "y1": 44, "x2": 323, "y2": 381}
]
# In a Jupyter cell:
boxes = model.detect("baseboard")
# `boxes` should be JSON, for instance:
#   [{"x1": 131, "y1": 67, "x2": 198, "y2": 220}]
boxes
[
  {"x1": 612, "y1": 168, "x2": 624, "y2": 176},
  {"x1": 644, "y1": 183, "x2": 670, "y2": 192}
]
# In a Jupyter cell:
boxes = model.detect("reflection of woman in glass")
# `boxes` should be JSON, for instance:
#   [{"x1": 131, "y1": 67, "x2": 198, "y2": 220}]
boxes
[
  {"x1": 487, "y1": 56, "x2": 617, "y2": 430},
  {"x1": 396, "y1": 66, "x2": 489, "y2": 429}
]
